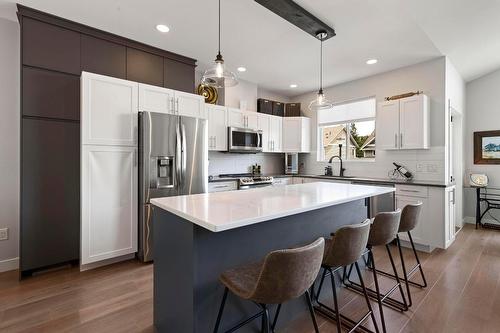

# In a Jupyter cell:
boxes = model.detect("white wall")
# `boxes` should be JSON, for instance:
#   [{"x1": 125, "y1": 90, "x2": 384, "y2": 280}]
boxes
[
  {"x1": 464, "y1": 68, "x2": 500, "y2": 220},
  {"x1": 208, "y1": 152, "x2": 284, "y2": 176},
  {"x1": 293, "y1": 57, "x2": 447, "y2": 182},
  {"x1": 0, "y1": 18, "x2": 20, "y2": 272}
]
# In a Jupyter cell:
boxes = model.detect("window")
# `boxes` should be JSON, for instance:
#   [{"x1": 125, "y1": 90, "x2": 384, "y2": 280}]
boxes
[{"x1": 317, "y1": 97, "x2": 376, "y2": 162}]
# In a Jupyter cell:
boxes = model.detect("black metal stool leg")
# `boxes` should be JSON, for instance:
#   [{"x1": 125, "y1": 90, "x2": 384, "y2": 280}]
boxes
[
  {"x1": 329, "y1": 268, "x2": 342, "y2": 333},
  {"x1": 214, "y1": 287, "x2": 229, "y2": 333},
  {"x1": 396, "y1": 235, "x2": 412, "y2": 307},
  {"x1": 385, "y1": 244, "x2": 408, "y2": 311},
  {"x1": 261, "y1": 304, "x2": 271, "y2": 333},
  {"x1": 355, "y1": 262, "x2": 380, "y2": 333},
  {"x1": 305, "y1": 290, "x2": 320, "y2": 333},
  {"x1": 271, "y1": 304, "x2": 281, "y2": 332},
  {"x1": 369, "y1": 250, "x2": 387, "y2": 333},
  {"x1": 408, "y1": 231, "x2": 428, "y2": 288},
  {"x1": 315, "y1": 267, "x2": 328, "y2": 301}
]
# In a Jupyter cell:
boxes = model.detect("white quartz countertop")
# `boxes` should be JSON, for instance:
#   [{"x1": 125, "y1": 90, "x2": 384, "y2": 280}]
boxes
[{"x1": 151, "y1": 182, "x2": 395, "y2": 232}]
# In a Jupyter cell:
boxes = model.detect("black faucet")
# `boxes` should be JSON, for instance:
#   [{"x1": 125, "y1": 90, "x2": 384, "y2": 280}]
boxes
[{"x1": 326, "y1": 144, "x2": 346, "y2": 177}]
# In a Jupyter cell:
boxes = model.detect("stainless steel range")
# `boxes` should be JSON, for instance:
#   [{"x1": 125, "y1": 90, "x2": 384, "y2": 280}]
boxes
[{"x1": 218, "y1": 173, "x2": 274, "y2": 190}]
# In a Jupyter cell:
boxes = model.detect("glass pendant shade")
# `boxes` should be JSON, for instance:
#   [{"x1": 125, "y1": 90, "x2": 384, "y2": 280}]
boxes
[
  {"x1": 309, "y1": 89, "x2": 333, "y2": 110},
  {"x1": 201, "y1": 54, "x2": 238, "y2": 88},
  {"x1": 201, "y1": 0, "x2": 238, "y2": 88}
]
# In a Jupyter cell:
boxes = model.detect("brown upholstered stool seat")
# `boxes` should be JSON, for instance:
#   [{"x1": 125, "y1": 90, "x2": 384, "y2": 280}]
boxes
[
  {"x1": 214, "y1": 238, "x2": 325, "y2": 333},
  {"x1": 220, "y1": 261, "x2": 263, "y2": 300}
]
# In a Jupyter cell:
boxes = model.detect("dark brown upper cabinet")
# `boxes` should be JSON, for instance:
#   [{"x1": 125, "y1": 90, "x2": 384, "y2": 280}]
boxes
[
  {"x1": 257, "y1": 98, "x2": 273, "y2": 115},
  {"x1": 272, "y1": 101, "x2": 284, "y2": 117},
  {"x1": 22, "y1": 67, "x2": 80, "y2": 121},
  {"x1": 81, "y1": 35, "x2": 126, "y2": 79},
  {"x1": 22, "y1": 18, "x2": 81, "y2": 75},
  {"x1": 21, "y1": 118, "x2": 80, "y2": 272},
  {"x1": 126, "y1": 47, "x2": 164, "y2": 86},
  {"x1": 164, "y1": 58, "x2": 195, "y2": 93}
]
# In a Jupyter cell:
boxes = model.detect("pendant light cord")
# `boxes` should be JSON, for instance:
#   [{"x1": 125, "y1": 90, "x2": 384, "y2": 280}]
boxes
[
  {"x1": 218, "y1": 0, "x2": 221, "y2": 55},
  {"x1": 320, "y1": 37, "x2": 323, "y2": 91}
]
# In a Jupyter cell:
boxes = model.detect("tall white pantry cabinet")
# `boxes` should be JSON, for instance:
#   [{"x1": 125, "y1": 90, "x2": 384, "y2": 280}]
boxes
[{"x1": 80, "y1": 72, "x2": 138, "y2": 268}]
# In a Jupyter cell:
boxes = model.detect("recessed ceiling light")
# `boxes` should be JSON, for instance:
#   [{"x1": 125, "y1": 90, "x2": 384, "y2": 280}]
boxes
[
  {"x1": 290, "y1": 84, "x2": 298, "y2": 88},
  {"x1": 156, "y1": 24, "x2": 170, "y2": 33},
  {"x1": 237, "y1": 67, "x2": 247, "y2": 72},
  {"x1": 366, "y1": 59, "x2": 378, "y2": 65}
]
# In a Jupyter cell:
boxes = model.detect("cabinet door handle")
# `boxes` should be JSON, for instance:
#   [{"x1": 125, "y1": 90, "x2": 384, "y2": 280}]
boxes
[
  {"x1": 170, "y1": 98, "x2": 175, "y2": 114},
  {"x1": 213, "y1": 185, "x2": 229, "y2": 189},
  {"x1": 176, "y1": 98, "x2": 180, "y2": 114},
  {"x1": 399, "y1": 189, "x2": 419, "y2": 193},
  {"x1": 214, "y1": 136, "x2": 217, "y2": 148},
  {"x1": 395, "y1": 133, "x2": 398, "y2": 148},
  {"x1": 400, "y1": 133, "x2": 403, "y2": 148}
]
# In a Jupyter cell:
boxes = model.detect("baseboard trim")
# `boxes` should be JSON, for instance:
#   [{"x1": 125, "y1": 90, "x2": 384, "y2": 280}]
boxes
[
  {"x1": 0, "y1": 257, "x2": 19, "y2": 273},
  {"x1": 80, "y1": 253, "x2": 135, "y2": 272}
]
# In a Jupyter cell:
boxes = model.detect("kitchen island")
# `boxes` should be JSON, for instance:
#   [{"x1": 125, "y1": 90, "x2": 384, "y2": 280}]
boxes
[{"x1": 151, "y1": 182, "x2": 395, "y2": 333}]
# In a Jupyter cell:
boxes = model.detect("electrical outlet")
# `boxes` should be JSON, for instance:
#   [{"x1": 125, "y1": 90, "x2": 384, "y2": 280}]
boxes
[{"x1": 0, "y1": 228, "x2": 8, "y2": 241}]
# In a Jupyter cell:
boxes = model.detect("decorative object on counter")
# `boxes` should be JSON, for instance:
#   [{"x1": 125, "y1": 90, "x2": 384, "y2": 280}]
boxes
[
  {"x1": 385, "y1": 91, "x2": 423, "y2": 101},
  {"x1": 201, "y1": 0, "x2": 238, "y2": 88},
  {"x1": 197, "y1": 84, "x2": 218, "y2": 104},
  {"x1": 325, "y1": 144, "x2": 345, "y2": 177},
  {"x1": 251, "y1": 163, "x2": 261, "y2": 175},
  {"x1": 470, "y1": 173, "x2": 488, "y2": 187},
  {"x1": 285, "y1": 153, "x2": 299, "y2": 174},
  {"x1": 309, "y1": 31, "x2": 333, "y2": 111},
  {"x1": 389, "y1": 162, "x2": 413, "y2": 181},
  {"x1": 474, "y1": 130, "x2": 500, "y2": 164}
]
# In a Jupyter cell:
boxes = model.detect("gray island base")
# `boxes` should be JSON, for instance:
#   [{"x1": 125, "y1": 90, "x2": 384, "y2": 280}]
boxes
[{"x1": 153, "y1": 199, "x2": 369, "y2": 332}]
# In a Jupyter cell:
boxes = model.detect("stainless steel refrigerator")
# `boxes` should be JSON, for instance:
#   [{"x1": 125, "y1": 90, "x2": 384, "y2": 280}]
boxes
[{"x1": 138, "y1": 111, "x2": 207, "y2": 262}]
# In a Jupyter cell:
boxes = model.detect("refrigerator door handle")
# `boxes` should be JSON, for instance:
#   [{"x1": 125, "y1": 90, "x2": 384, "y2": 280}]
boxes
[
  {"x1": 257, "y1": 132, "x2": 261, "y2": 149},
  {"x1": 181, "y1": 122, "x2": 187, "y2": 185},
  {"x1": 176, "y1": 120, "x2": 182, "y2": 186}
]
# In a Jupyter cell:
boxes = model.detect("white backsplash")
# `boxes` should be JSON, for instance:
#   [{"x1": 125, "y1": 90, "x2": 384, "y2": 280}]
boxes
[
  {"x1": 208, "y1": 152, "x2": 284, "y2": 176},
  {"x1": 299, "y1": 146, "x2": 446, "y2": 182}
]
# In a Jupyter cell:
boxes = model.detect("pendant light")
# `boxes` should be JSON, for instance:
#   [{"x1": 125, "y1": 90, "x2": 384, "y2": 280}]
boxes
[
  {"x1": 309, "y1": 31, "x2": 333, "y2": 110},
  {"x1": 201, "y1": 0, "x2": 238, "y2": 88}
]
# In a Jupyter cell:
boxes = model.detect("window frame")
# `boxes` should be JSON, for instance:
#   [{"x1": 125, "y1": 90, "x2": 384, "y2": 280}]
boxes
[{"x1": 317, "y1": 97, "x2": 377, "y2": 163}]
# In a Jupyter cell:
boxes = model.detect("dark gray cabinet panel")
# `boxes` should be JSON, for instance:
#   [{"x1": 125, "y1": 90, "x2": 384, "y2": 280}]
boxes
[
  {"x1": 164, "y1": 58, "x2": 195, "y2": 93},
  {"x1": 82, "y1": 35, "x2": 127, "y2": 79},
  {"x1": 21, "y1": 119, "x2": 80, "y2": 273},
  {"x1": 22, "y1": 67, "x2": 80, "y2": 120},
  {"x1": 126, "y1": 48, "x2": 164, "y2": 86},
  {"x1": 22, "y1": 17, "x2": 81, "y2": 75}
]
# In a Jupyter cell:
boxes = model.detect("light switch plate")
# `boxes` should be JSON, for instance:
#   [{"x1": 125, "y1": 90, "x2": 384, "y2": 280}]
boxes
[{"x1": 0, "y1": 228, "x2": 8, "y2": 241}]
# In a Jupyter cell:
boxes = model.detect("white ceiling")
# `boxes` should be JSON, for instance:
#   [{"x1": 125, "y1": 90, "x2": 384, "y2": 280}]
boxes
[{"x1": 1, "y1": 0, "x2": 500, "y2": 96}]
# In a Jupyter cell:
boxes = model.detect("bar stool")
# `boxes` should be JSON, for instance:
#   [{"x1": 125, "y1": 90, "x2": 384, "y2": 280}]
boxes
[
  {"x1": 312, "y1": 219, "x2": 379, "y2": 333},
  {"x1": 344, "y1": 210, "x2": 407, "y2": 333},
  {"x1": 213, "y1": 238, "x2": 325, "y2": 333},
  {"x1": 371, "y1": 203, "x2": 427, "y2": 307}
]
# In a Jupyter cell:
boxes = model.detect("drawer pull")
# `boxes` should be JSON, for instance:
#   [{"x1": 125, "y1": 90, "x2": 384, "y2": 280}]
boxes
[{"x1": 399, "y1": 189, "x2": 420, "y2": 193}]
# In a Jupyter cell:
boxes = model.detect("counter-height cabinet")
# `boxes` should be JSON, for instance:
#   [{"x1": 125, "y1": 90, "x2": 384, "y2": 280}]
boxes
[
  {"x1": 282, "y1": 117, "x2": 311, "y2": 153},
  {"x1": 207, "y1": 104, "x2": 228, "y2": 151},
  {"x1": 258, "y1": 113, "x2": 282, "y2": 152},
  {"x1": 377, "y1": 94, "x2": 430, "y2": 150}
]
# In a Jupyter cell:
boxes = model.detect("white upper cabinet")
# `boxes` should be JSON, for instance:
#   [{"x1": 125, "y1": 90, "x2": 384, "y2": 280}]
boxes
[
  {"x1": 206, "y1": 104, "x2": 228, "y2": 151},
  {"x1": 282, "y1": 117, "x2": 311, "y2": 153},
  {"x1": 138, "y1": 83, "x2": 205, "y2": 119},
  {"x1": 269, "y1": 115, "x2": 282, "y2": 152},
  {"x1": 175, "y1": 90, "x2": 206, "y2": 119},
  {"x1": 376, "y1": 100, "x2": 400, "y2": 150},
  {"x1": 81, "y1": 145, "x2": 138, "y2": 265},
  {"x1": 257, "y1": 113, "x2": 271, "y2": 152},
  {"x1": 138, "y1": 83, "x2": 174, "y2": 114},
  {"x1": 81, "y1": 72, "x2": 138, "y2": 146},
  {"x1": 377, "y1": 94, "x2": 429, "y2": 150},
  {"x1": 227, "y1": 108, "x2": 258, "y2": 129}
]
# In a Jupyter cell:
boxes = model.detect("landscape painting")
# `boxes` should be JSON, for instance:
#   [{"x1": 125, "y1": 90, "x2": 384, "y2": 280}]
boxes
[{"x1": 474, "y1": 130, "x2": 500, "y2": 164}]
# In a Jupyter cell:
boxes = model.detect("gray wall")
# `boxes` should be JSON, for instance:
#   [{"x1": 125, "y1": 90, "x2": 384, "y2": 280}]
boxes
[
  {"x1": 464, "y1": 68, "x2": 500, "y2": 221},
  {"x1": 292, "y1": 57, "x2": 447, "y2": 183},
  {"x1": 0, "y1": 18, "x2": 20, "y2": 271}
]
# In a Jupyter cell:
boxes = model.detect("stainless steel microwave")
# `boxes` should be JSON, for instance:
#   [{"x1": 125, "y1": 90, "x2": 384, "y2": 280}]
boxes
[{"x1": 228, "y1": 127, "x2": 263, "y2": 153}]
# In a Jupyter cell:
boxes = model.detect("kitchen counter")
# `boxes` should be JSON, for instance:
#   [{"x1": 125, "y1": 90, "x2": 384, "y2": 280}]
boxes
[
  {"x1": 151, "y1": 182, "x2": 393, "y2": 332},
  {"x1": 208, "y1": 174, "x2": 451, "y2": 188},
  {"x1": 151, "y1": 182, "x2": 395, "y2": 232}
]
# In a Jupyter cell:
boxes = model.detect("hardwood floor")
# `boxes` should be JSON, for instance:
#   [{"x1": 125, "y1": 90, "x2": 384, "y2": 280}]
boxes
[{"x1": 0, "y1": 224, "x2": 499, "y2": 332}]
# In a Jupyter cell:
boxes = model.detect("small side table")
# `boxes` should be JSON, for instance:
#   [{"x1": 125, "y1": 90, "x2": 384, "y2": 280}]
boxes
[{"x1": 475, "y1": 186, "x2": 500, "y2": 229}]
